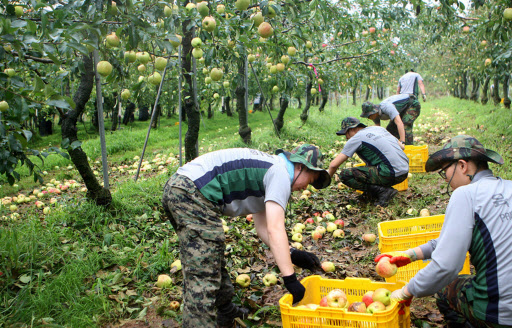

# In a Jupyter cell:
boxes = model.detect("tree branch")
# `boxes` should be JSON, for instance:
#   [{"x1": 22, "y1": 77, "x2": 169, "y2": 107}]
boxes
[
  {"x1": 11, "y1": 50, "x2": 56, "y2": 64},
  {"x1": 293, "y1": 49, "x2": 382, "y2": 66}
]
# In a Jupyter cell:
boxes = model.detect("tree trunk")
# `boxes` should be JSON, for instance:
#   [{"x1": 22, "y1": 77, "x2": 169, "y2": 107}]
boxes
[
  {"x1": 123, "y1": 102, "x2": 135, "y2": 125},
  {"x1": 453, "y1": 79, "x2": 459, "y2": 98},
  {"x1": 318, "y1": 89, "x2": 328, "y2": 112},
  {"x1": 296, "y1": 96, "x2": 301, "y2": 109},
  {"x1": 207, "y1": 102, "x2": 213, "y2": 119},
  {"x1": 300, "y1": 81, "x2": 313, "y2": 122},
  {"x1": 481, "y1": 76, "x2": 491, "y2": 105},
  {"x1": 274, "y1": 95, "x2": 288, "y2": 132},
  {"x1": 352, "y1": 86, "x2": 357, "y2": 105},
  {"x1": 151, "y1": 105, "x2": 160, "y2": 129},
  {"x1": 492, "y1": 77, "x2": 501, "y2": 106},
  {"x1": 269, "y1": 94, "x2": 275, "y2": 111},
  {"x1": 469, "y1": 76, "x2": 480, "y2": 102},
  {"x1": 236, "y1": 58, "x2": 251, "y2": 144},
  {"x1": 182, "y1": 12, "x2": 199, "y2": 162},
  {"x1": 503, "y1": 74, "x2": 510, "y2": 109},
  {"x1": 378, "y1": 86, "x2": 384, "y2": 100},
  {"x1": 364, "y1": 85, "x2": 370, "y2": 101},
  {"x1": 461, "y1": 71, "x2": 469, "y2": 99},
  {"x1": 224, "y1": 96, "x2": 232, "y2": 116},
  {"x1": 60, "y1": 54, "x2": 112, "y2": 206},
  {"x1": 38, "y1": 116, "x2": 53, "y2": 136}
]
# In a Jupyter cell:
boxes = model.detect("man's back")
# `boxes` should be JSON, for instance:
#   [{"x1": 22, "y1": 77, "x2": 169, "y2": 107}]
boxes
[{"x1": 398, "y1": 72, "x2": 423, "y2": 96}]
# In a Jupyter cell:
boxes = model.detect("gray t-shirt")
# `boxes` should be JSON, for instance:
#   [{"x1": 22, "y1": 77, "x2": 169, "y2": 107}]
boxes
[
  {"x1": 177, "y1": 148, "x2": 292, "y2": 217},
  {"x1": 341, "y1": 126, "x2": 409, "y2": 176},
  {"x1": 398, "y1": 72, "x2": 423, "y2": 96},
  {"x1": 408, "y1": 170, "x2": 512, "y2": 325},
  {"x1": 378, "y1": 94, "x2": 411, "y2": 121}
]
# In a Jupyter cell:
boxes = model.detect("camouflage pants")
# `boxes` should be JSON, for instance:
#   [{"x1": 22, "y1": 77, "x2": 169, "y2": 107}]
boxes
[
  {"x1": 339, "y1": 166, "x2": 407, "y2": 191},
  {"x1": 387, "y1": 99, "x2": 421, "y2": 145},
  {"x1": 162, "y1": 174, "x2": 234, "y2": 328},
  {"x1": 435, "y1": 275, "x2": 512, "y2": 328}
]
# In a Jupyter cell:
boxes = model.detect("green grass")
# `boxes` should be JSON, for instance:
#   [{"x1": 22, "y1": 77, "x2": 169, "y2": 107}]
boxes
[{"x1": 0, "y1": 96, "x2": 511, "y2": 327}]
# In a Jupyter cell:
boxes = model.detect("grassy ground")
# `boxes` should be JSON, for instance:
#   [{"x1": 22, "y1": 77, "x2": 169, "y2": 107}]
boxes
[{"x1": 0, "y1": 96, "x2": 511, "y2": 327}]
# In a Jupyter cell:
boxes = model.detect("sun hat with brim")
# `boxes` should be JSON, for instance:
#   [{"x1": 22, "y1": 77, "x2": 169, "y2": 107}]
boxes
[
  {"x1": 336, "y1": 117, "x2": 367, "y2": 135},
  {"x1": 425, "y1": 135, "x2": 504, "y2": 172},
  {"x1": 360, "y1": 101, "x2": 379, "y2": 118},
  {"x1": 275, "y1": 144, "x2": 331, "y2": 189}
]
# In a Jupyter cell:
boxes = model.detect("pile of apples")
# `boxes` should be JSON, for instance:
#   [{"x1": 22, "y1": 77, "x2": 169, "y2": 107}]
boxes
[
  {"x1": 291, "y1": 211, "x2": 345, "y2": 246},
  {"x1": 296, "y1": 287, "x2": 395, "y2": 314}
]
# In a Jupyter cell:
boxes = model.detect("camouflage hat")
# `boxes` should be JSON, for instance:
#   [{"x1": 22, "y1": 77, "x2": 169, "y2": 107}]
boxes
[
  {"x1": 336, "y1": 117, "x2": 367, "y2": 135},
  {"x1": 425, "y1": 135, "x2": 504, "y2": 172},
  {"x1": 275, "y1": 144, "x2": 331, "y2": 189},
  {"x1": 360, "y1": 101, "x2": 379, "y2": 118}
]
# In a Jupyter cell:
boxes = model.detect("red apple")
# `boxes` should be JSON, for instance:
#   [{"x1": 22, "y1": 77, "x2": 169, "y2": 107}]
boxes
[
  {"x1": 334, "y1": 219, "x2": 344, "y2": 228},
  {"x1": 246, "y1": 214, "x2": 253, "y2": 222},
  {"x1": 375, "y1": 257, "x2": 398, "y2": 278},
  {"x1": 362, "y1": 233, "x2": 376, "y2": 244},
  {"x1": 362, "y1": 291, "x2": 374, "y2": 307},
  {"x1": 325, "y1": 289, "x2": 348, "y2": 308}
]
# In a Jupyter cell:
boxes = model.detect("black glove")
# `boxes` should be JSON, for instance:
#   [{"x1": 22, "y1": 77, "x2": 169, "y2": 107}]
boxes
[
  {"x1": 290, "y1": 248, "x2": 321, "y2": 271},
  {"x1": 283, "y1": 273, "x2": 305, "y2": 304}
]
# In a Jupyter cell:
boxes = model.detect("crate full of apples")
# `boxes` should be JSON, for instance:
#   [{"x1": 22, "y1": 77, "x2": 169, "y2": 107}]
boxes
[{"x1": 279, "y1": 275, "x2": 410, "y2": 328}]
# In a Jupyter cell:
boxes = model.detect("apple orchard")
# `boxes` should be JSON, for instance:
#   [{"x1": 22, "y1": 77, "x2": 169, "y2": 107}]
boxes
[{"x1": 1, "y1": 0, "x2": 512, "y2": 327}]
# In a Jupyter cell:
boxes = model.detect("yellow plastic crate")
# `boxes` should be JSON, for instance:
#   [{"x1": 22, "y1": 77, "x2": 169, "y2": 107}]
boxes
[
  {"x1": 404, "y1": 145, "x2": 428, "y2": 173},
  {"x1": 353, "y1": 163, "x2": 408, "y2": 191},
  {"x1": 279, "y1": 276, "x2": 410, "y2": 328},
  {"x1": 378, "y1": 215, "x2": 471, "y2": 283}
]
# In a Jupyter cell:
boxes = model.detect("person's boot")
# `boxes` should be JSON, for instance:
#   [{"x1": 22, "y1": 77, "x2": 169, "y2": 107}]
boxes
[
  {"x1": 217, "y1": 303, "x2": 250, "y2": 328},
  {"x1": 368, "y1": 185, "x2": 398, "y2": 207}
]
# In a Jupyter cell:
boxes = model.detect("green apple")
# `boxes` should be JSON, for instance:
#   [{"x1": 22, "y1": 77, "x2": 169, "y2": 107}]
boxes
[
  {"x1": 270, "y1": 65, "x2": 277, "y2": 74},
  {"x1": 484, "y1": 58, "x2": 492, "y2": 66},
  {"x1": 155, "y1": 57, "x2": 167, "y2": 71},
  {"x1": 321, "y1": 261, "x2": 335, "y2": 272},
  {"x1": 262, "y1": 273, "x2": 277, "y2": 287},
  {"x1": 43, "y1": 207, "x2": 51, "y2": 214},
  {"x1": 326, "y1": 222, "x2": 337, "y2": 232},
  {"x1": 210, "y1": 68, "x2": 223, "y2": 81},
  {"x1": 155, "y1": 274, "x2": 173, "y2": 288},
  {"x1": 272, "y1": 85, "x2": 279, "y2": 93},
  {"x1": 0, "y1": 100, "x2": 9, "y2": 112},
  {"x1": 3, "y1": 44, "x2": 12, "y2": 52},
  {"x1": 372, "y1": 288, "x2": 391, "y2": 306},
  {"x1": 185, "y1": 2, "x2": 196, "y2": 12},
  {"x1": 248, "y1": 54, "x2": 256, "y2": 62},
  {"x1": 306, "y1": 41, "x2": 313, "y2": 49},
  {"x1": 4, "y1": 68, "x2": 15, "y2": 77},
  {"x1": 258, "y1": 22, "x2": 274, "y2": 38},
  {"x1": 191, "y1": 37, "x2": 202, "y2": 48},
  {"x1": 9, "y1": 204, "x2": 18, "y2": 212},
  {"x1": 197, "y1": 1, "x2": 209, "y2": 17},
  {"x1": 121, "y1": 89, "x2": 131, "y2": 100},
  {"x1": 170, "y1": 34, "x2": 182, "y2": 48},
  {"x1": 504, "y1": 8, "x2": 512, "y2": 20},
  {"x1": 223, "y1": 81, "x2": 230, "y2": 88},
  {"x1": 366, "y1": 301, "x2": 386, "y2": 313},
  {"x1": 287, "y1": 46, "x2": 297, "y2": 56},
  {"x1": 311, "y1": 88, "x2": 317, "y2": 95},
  {"x1": 266, "y1": 1, "x2": 277, "y2": 18},
  {"x1": 362, "y1": 233, "x2": 376, "y2": 243},
  {"x1": 124, "y1": 50, "x2": 137, "y2": 63},
  {"x1": 480, "y1": 40, "x2": 487, "y2": 47},
  {"x1": 164, "y1": 5, "x2": 172, "y2": 17},
  {"x1": 333, "y1": 229, "x2": 344, "y2": 238},
  {"x1": 318, "y1": 78, "x2": 324, "y2": 85},
  {"x1": 420, "y1": 208, "x2": 430, "y2": 217},
  {"x1": 137, "y1": 64, "x2": 146, "y2": 73},
  {"x1": 276, "y1": 63, "x2": 285, "y2": 72},
  {"x1": 148, "y1": 72, "x2": 162, "y2": 86},
  {"x1": 137, "y1": 51, "x2": 150, "y2": 64},
  {"x1": 198, "y1": 57, "x2": 205, "y2": 63},
  {"x1": 192, "y1": 48, "x2": 203, "y2": 59},
  {"x1": 156, "y1": 19, "x2": 164, "y2": 29},
  {"x1": 202, "y1": 16, "x2": 216, "y2": 32},
  {"x1": 97, "y1": 61, "x2": 113, "y2": 77},
  {"x1": 205, "y1": 76, "x2": 212, "y2": 84},
  {"x1": 202, "y1": 68, "x2": 209, "y2": 74},
  {"x1": 171, "y1": 259, "x2": 182, "y2": 270},
  {"x1": 235, "y1": 0, "x2": 250, "y2": 11},
  {"x1": 110, "y1": 1, "x2": 117, "y2": 14},
  {"x1": 213, "y1": 93, "x2": 220, "y2": 99},
  {"x1": 250, "y1": 12, "x2": 264, "y2": 27},
  {"x1": 14, "y1": 6, "x2": 24, "y2": 18},
  {"x1": 217, "y1": 4, "x2": 225, "y2": 14},
  {"x1": 291, "y1": 233, "x2": 303, "y2": 242},
  {"x1": 281, "y1": 55, "x2": 290, "y2": 64},
  {"x1": 236, "y1": 274, "x2": 251, "y2": 287},
  {"x1": 106, "y1": 33, "x2": 120, "y2": 47}
]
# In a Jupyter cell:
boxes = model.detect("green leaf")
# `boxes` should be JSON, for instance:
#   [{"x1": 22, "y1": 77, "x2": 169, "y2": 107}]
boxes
[
  {"x1": 33, "y1": 76, "x2": 45, "y2": 94},
  {"x1": 19, "y1": 274, "x2": 32, "y2": 283}
]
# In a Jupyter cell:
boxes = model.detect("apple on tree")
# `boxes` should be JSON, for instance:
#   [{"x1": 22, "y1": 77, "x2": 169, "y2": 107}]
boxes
[
  {"x1": 15, "y1": 6, "x2": 24, "y2": 18},
  {"x1": 192, "y1": 48, "x2": 204, "y2": 59},
  {"x1": 202, "y1": 16, "x2": 216, "y2": 32},
  {"x1": 250, "y1": 12, "x2": 264, "y2": 27},
  {"x1": 0, "y1": 101, "x2": 9, "y2": 112},
  {"x1": 121, "y1": 89, "x2": 131, "y2": 100},
  {"x1": 185, "y1": 2, "x2": 196, "y2": 12},
  {"x1": 106, "y1": 33, "x2": 120, "y2": 47},
  {"x1": 217, "y1": 4, "x2": 225, "y2": 14},
  {"x1": 235, "y1": 0, "x2": 250, "y2": 11},
  {"x1": 236, "y1": 274, "x2": 251, "y2": 287},
  {"x1": 272, "y1": 85, "x2": 279, "y2": 93},
  {"x1": 258, "y1": 22, "x2": 274, "y2": 38},
  {"x1": 196, "y1": 1, "x2": 209, "y2": 17},
  {"x1": 504, "y1": 8, "x2": 512, "y2": 20},
  {"x1": 148, "y1": 72, "x2": 162, "y2": 86},
  {"x1": 170, "y1": 35, "x2": 183, "y2": 48},
  {"x1": 210, "y1": 68, "x2": 223, "y2": 81},
  {"x1": 137, "y1": 52, "x2": 150, "y2": 64},
  {"x1": 97, "y1": 61, "x2": 113, "y2": 77},
  {"x1": 4, "y1": 68, "x2": 15, "y2": 77},
  {"x1": 248, "y1": 54, "x2": 256, "y2": 62},
  {"x1": 124, "y1": 50, "x2": 137, "y2": 63},
  {"x1": 164, "y1": 5, "x2": 172, "y2": 17}
]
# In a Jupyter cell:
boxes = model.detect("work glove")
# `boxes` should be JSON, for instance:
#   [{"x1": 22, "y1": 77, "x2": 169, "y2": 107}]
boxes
[
  {"x1": 290, "y1": 248, "x2": 321, "y2": 271},
  {"x1": 391, "y1": 287, "x2": 413, "y2": 306},
  {"x1": 283, "y1": 273, "x2": 306, "y2": 305},
  {"x1": 422, "y1": 94, "x2": 427, "y2": 102},
  {"x1": 374, "y1": 250, "x2": 416, "y2": 268}
]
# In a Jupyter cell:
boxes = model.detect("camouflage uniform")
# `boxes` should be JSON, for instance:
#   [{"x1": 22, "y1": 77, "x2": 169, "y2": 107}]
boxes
[
  {"x1": 386, "y1": 96, "x2": 421, "y2": 145},
  {"x1": 436, "y1": 276, "x2": 512, "y2": 328},
  {"x1": 162, "y1": 174, "x2": 234, "y2": 328},
  {"x1": 339, "y1": 165, "x2": 407, "y2": 191}
]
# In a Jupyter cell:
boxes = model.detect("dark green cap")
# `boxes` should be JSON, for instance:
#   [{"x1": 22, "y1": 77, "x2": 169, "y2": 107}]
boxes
[
  {"x1": 336, "y1": 117, "x2": 367, "y2": 135},
  {"x1": 425, "y1": 135, "x2": 504, "y2": 172},
  {"x1": 360, "y1": 101, "x2": 379, "y2": 118},
  {"x1": 275, "y1": 144, "x2": 331, "y2": 189}
]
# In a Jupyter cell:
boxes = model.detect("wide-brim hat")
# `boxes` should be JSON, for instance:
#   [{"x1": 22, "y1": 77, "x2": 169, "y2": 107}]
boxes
[
  {"x1": 275, "y1": 144, "x2": 331, "y2": 189},
  {"x1": 425, "y1": 135, "x2": 504, "y2": 172},
  {"x1": 360, "y1": 101, "x2": 379, "y2": 118},
  {"x1": 336, "y1": 117, "x2": 367, "y2": 135}
]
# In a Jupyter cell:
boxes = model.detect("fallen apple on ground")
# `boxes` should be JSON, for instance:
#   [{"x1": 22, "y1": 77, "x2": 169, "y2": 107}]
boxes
[
  {"x1": 236, "y1": 274, "x2": 251, "y2": 287},
  {"x1": 321, "y1": 261, "x2": 335, "y2": 273},
  {"x1": 262, "y1": 273, "x2": 278, "y2": 286},
  {"x1": 362, "y1": 233, "x2": 376, "y2": 243},
  {"x1": 156, "y1": 274, "x2": 173, "y2": 288}
]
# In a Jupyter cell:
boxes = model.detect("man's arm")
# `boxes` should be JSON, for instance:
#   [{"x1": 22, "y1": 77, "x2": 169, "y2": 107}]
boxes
[
  {"x1": 394, "y1": 116, "x2": 406, "y2": 149},
  {"x1": 328, "y1": 153, "x2": 349, "y2": 177},
  {"x1": 396, "y1": 84, "x2": 401, "y2": 94},
  {"x1": 418, "y1": 80, "x2": 426, "y2": 100}
]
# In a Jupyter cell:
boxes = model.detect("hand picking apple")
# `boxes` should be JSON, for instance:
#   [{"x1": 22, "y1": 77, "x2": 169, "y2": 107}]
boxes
[
  {"x1": 390, "y1": 286, "x2": 413, "y2": 306},
  {"x1": 374, "y1": 249, "x2": 419, "y2": 267},
  {"x1": 290, "y1": 247, "x2": 322, "y2": 271}
]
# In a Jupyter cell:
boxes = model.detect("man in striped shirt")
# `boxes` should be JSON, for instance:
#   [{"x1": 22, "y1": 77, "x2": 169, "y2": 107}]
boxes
[
  {"x1": 162, "y1": 144, "x2": 331, "y2": 328},
  {"x1": 378, "y1": 135, "x2": 511, "y2": 327}
]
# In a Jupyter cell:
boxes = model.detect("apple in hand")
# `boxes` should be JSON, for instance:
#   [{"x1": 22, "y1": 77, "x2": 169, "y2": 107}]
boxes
[
  {"x1": 375, "y1": 257, "x2": 398, "y2": 278},
  {"x1": 362, "y1": 291, "x2": 374, "y2": 307},
  {"x1": 156, "y1": 274, "x2": 173, "y2": 288},
  {"x1": 321, "y1": 261, "x2": 335, "y2": 273},
  {"x1": 372, "y1": 288, "x2": 392, "y2": 306},
  {"x1": 347, "y1": 301, "x2": 366, "y2": 313},
  {"x1": 236, "y1": 274, "x2": 251, "y2": 287},
  {"x1": 366, "y1": 301, "x2": 386, "y2": 313},
  {"x1": 325, "y1": 289, "x2": 348, "y2": 308},
  {"x1": 262, "y1": 273, "x2": 278, "y2": 287}
]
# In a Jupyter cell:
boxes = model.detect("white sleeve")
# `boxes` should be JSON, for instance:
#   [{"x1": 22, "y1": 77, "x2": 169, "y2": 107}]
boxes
[{"x1": 407, "y1": 187, "x2": 474, "y2": 297}]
